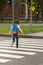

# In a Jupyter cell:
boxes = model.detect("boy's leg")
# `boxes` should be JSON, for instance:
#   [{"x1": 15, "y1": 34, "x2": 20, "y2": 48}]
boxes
[
  {"x1": 16, "y1": 34, "x2": 18, "y2": 48},
  {"x1": 11, "y1": 34, "x2": 15, "y2": 46}
]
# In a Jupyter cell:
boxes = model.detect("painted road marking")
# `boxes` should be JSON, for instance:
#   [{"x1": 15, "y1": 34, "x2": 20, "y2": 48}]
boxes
[
  {"x1": 0, "y1": 59, "x2": 10, "y2": 63},
  {"x1": 0, "y1": 49, "x2": 36, "y2": 55},
  {"x1": 0, "y1": 53, "x2": 24, "y2": 59},
  {"x1": 0, "y1": 45, "x2": 43, "y2": 49},
  {"x1": 0, "y1": 45, "x2": 43, "y2": 52}
]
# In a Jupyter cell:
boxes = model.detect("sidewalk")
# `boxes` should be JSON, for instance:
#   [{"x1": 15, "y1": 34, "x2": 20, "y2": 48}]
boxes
[{"x1": 0, "y1": 32, "x2": 43, "y2": 39}]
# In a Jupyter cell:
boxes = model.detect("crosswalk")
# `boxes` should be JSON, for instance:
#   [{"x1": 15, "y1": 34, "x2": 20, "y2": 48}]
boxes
[{"x1": 0, "y1": 38, "x2": 43, "y2": 63}]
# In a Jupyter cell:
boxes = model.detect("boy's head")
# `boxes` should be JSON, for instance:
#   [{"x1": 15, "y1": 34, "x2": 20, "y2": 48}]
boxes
[{"x1": 13, "y1": 20, "x2": 19, "y2": 24}]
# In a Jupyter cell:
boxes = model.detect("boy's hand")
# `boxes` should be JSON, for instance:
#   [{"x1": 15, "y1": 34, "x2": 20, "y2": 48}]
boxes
[
  {"x1": 19, "y1": 28, "x2": 23, "y2": 34},
  {"x1": 9, "y1": 31, "x2": 11, "y2": 33},
  {"x1": 9, "y1": 31, "x2": 10, "y2": 33},
  {"x1": 21, "y1": 31, "x2": 23, "y2": 34}
]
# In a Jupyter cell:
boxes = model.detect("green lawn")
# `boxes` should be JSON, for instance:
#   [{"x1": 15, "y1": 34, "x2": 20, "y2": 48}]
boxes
[
  {"x1": 0, "y1": 26, "x2": 10, "y2": 33},
  {"x1": 21, "y1": 26, "x2": 43, "y2": 34},
  {"x1": 0, "y1": 26, "x2": 43, "y2": 34}
]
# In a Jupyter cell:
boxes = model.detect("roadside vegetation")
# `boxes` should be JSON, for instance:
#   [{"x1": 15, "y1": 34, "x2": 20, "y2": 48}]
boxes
[
  {"x1": 0, "y1": 20, "x2": 43, "y2": 34},
  {"x1": 0, "y1": 25, "x2": 43, "y2": 34}
]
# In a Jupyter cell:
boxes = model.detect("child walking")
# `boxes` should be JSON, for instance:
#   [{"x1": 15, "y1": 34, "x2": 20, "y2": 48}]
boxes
[{"x1": 9, "y1": 23, "x2": 23, "y2": 48}]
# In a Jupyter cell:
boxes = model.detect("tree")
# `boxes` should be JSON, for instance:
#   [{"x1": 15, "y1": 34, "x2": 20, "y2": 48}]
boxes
[
  {"x1": 32, "y1": 0, "x2": 40, "y2": 22},
  {"x1": 0, "y1": 0, "x2": 7, "y2": 22},
  {"x1": 27, "y1": 0, "x2": 31, "y2": 5},
  {"x1": 0, "y1": 0, "x2": 7, "y2": 10},
  {"x1": 12, "y1": 0, "x2": 20, "y2": 24},
  {"x1": 39, "y1": 0, "x2": 43, "y2": 21}
]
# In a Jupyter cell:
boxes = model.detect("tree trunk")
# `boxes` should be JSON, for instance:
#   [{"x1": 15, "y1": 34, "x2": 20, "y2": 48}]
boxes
[
  {"x1": 0, "y1": 7, "x2": 3, "y2": 22},
  {"x1": 40, "y1": 0, "x2": 43, "y2": 21},
  {"x1": 12, "y1": 0, "x2": 20, "y2": 24},
  {"x1": 14, "y1": 0, "x2": 20, "y2": 24}
]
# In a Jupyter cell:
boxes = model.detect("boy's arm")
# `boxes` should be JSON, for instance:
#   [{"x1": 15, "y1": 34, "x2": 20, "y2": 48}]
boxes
[
  {"x1": 19, "y1": 28, "x2": 23, "y2": 34},
  {"x1": 17, "y1": 24, "x2": 23, "y2": 34},
  {"x1": 9, "y1": 29, "x2": 12, "y2": 33},
  {"x1": 9, "y1": 26, "x2": 12, "y2": 33}
]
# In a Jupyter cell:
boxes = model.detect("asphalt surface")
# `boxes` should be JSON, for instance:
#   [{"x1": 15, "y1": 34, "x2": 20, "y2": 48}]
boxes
[
  {"x1": 0, "y1": 23, "x2": 43, "y2": 26},
  {"x1": 0, "y1": 24, "x2": 43, "y2": 65},
  {"x1": 0, "y1": 37, "x2": 43, "y2": 65}
]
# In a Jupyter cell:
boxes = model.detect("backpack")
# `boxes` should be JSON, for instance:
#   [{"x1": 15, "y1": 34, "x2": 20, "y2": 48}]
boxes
[{"x1": 11, "y1": 24, "x2": 18, "y2": 34}]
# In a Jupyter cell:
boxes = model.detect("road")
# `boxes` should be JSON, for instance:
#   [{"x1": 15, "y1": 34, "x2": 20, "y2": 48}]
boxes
[
  {"x1": 0, "y1": 37, "x2": 43, "y2": 65},
  {"x1": 0, "y1": 23, "x2": 43, "y2": 26}
]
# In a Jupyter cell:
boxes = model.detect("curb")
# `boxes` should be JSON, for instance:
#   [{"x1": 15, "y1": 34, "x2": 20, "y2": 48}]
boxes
[{"x1": 0, "y1": 33, "x2": 43, "y2": 39}]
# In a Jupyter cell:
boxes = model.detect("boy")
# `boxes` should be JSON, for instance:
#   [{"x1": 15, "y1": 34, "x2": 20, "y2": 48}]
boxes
[{"x1": 9, "y1": 23, "x2": 23, "y2": 48}]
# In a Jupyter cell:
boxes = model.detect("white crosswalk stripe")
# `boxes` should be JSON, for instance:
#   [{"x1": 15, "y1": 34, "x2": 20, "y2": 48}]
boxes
[
  {"x1": 0, "y1": 39, "x2": 43, "y2": 64},
  {"x1": 0, "y1": 49, "x2": 36, "y2": 55},
  {"x1": 0, "y1": 59, "x2": 10, "y2": 63},
  {"x1": 0, "y1": 53, "x2": 24, "y2": 59}
]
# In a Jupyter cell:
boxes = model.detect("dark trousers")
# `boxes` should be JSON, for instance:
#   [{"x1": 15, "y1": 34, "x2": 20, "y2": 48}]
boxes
[{"x1": 12, "y1": 34, "x2": 18, "y2": 48}]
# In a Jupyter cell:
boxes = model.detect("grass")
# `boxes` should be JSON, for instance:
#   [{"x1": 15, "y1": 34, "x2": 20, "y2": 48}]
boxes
[
  {"x1": 21, "y1": 26, "x2": 43, "y2": 34},
  {"x1": 0, "y1": 25, "x2": 43, "y2": 34},
  {"x1": 0, "y1": 26, "x2": 10, "y2": 33}
]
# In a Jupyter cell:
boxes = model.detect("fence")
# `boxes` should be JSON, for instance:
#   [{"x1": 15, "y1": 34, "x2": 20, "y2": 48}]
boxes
[{"x1": 0, "y1": 3, "x2": 36, "y2": 20}]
